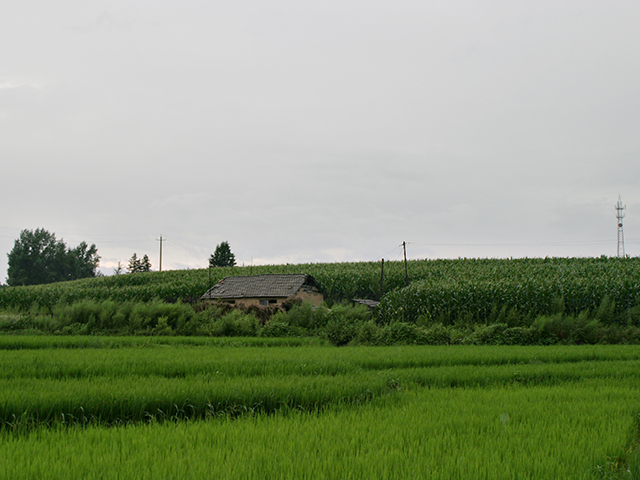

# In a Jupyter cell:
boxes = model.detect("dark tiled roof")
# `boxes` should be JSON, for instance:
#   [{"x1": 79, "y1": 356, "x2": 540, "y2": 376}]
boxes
[
  {"x1": 352, "y1": 299, "x2": 380, "y2": 309},
  {"x1": 201, "y1": 274, "x2": 319, "y2": 300}
]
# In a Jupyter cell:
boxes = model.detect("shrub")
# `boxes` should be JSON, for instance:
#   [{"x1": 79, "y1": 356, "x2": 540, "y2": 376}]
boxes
[
  {"x1": 272, "y1": 303, "x2": 331, "y2": 332},
  {"x1": 416, "y1": 323, "x2": 452, "y2": 345},
  {"x1": 189, "y1": 306, "x2": 226, "y2": 334},
  {"x1": 0, "y1": 314, "x2": 26, "y2": 332},
  {"x1": 380, "y1": 322, "x2": 422, "y2": 345},
  {"x1": 594, "y1": 296, "x2": 618, "y2": 325},
  {"x1": 500, "y1": 327, "x2": 535, "y2": 345},
  {"x1": 207, "y1": 310, "x2": 259, "y2": 337},
  {"x1": 152, "y1": 316, "x2": 174, "y2": 336},
  {"x1": 127, "y1": 301, "x2": 194, "y2": 335},
  {"x1": 354, "y1": 320, "x2": 381, "y2": 345},
  {"x1": 259, "y1": 320, "x2": 304, "y2": 338},
  {"x1": 324, "y1": 303, "x2": 371, "y2": 346},
  {"x1": 463, "y1": 323, "x2": 510, "y2": 345}
]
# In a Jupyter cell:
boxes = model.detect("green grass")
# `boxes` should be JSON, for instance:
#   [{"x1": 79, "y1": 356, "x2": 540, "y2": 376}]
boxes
[
  {"x1": 0, "y1": 335, "x2": 324, "y2": 350},
  {"x1": 0, "y1": 340, "x2": 639, "y2": 479},
  {"x1": 0, "y1": 380, "x2": 638, "y2": 479}
]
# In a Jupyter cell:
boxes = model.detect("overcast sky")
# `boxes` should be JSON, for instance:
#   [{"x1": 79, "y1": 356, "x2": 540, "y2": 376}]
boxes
[{"x1": 1, "y1": 0, "x2": 639, "y2": 281}]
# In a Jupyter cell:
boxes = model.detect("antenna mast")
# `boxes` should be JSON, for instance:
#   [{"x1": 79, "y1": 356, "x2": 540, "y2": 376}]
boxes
[{"x1": 616, "y1": 196, "x2": 626, "y2": 257}]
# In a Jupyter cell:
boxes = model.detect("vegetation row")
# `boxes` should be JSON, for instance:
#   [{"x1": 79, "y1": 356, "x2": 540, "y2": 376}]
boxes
[
  {"x1": 2, "y1": 342, "x2": 640, "y2": 430},
  {"x1": 1, "y1": 342, "x2": 639, "y2": 479},
  {"x1": 1, "y1": 256, "x2": 636, "y2": 307},
  {"x1": 1, "y1": 256, "x2": 640, "y2": 344},
  {"x1": 3, "y1": 298, "x2": 640, "y2": 346}
]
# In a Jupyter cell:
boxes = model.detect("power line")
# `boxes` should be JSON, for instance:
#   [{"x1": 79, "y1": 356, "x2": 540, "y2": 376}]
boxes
[{"x1": 410, "y1": 240, "x2": 616, "y2": 247}]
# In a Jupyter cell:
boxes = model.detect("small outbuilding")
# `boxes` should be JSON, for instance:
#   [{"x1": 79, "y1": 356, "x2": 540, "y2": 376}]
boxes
[
  {"x1": 352, "y1": 298, "x2": 380, "y2": 310},
  {"x1": 200, "y1": 274, "x2": 323, "y2": 309}
]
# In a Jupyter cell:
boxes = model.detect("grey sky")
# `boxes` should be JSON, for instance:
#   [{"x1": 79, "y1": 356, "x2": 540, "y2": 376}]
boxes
[{"x1": 1, "y1": 0, "x2": 639, "y2": 281}]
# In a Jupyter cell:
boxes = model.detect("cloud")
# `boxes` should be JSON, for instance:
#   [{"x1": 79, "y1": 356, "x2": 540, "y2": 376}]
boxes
[
  {"x1": 67, "y1": 10, "x2": 136, "y2": 33},
  {"x1": 0, "y1": 81, "x2": 42, "y2": 90},
  {"x1": 1, "y1": 0, "x2": 639, "y2": 283}
]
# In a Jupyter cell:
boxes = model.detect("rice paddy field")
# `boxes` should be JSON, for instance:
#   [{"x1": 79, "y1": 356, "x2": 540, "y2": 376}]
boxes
[{"x1": 0, "y1": 338, "x2": 639, "y2": 479}]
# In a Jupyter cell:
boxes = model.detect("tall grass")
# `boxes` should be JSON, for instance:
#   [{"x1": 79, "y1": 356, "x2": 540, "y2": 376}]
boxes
[
  {"x1": 1, "y1": 342, "x2": 639, "y2": 478},
  {"x1": 1, "y1": 344, "x2": 640, "y2": 428},
  {"x1": 0, "y1": 379, "x2": 637, "y2": 479},
  {"x1": 0, "y1": 335, "x2": 322, "y2": 350}
]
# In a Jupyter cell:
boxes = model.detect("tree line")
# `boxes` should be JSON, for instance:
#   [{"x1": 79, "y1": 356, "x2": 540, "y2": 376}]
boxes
[
  {"x1": 6, "y1": 229, "x2": 238, "y2": 286},
  {"x1": 6, "y1": 229, "x2": 100, "y2": 286}
]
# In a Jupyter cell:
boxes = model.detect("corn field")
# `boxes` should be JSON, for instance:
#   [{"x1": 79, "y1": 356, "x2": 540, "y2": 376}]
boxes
[{"x1": 1, "y1": 257, "x2": 640, "y2": 326}]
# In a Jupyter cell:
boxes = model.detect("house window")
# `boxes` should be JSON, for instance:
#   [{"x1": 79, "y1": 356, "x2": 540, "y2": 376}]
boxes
[
  {"x1": 269, "y1": 299, "x2": 277, "y2": 304},
  {"x1": 227, "y1": 300, "x2": 235, "y2": 304},
  {"x1": 260, "y1": 299, "x2": 269, "y2": 306}
]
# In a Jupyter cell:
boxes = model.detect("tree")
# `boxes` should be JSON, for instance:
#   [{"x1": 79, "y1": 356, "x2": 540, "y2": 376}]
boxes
[
  {"x1": 141, "y1": 254, "x2": 152, "y2": 272},
  {"x1": 128, "y1": 253, "x2": 141, "y2": 273},
  {"x1": 6, "y1": 228, "x2": 100, "y2": 286},
  {"x1": 67, "y1": 241, "x2": 100, "y2": 279},
  {"x1": 209, "y1": 241, "x2": 236, "y2": 268},
  {"x1": 128, "y1": 253, "x2": 152, "y2": 273}
]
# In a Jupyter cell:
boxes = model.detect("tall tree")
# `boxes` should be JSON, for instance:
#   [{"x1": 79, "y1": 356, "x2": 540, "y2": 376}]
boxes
[
  {"x1": 127, "y1": 253, "x2": 152, "y2": 273},
  {"x1": 6, "y1": 228, "x2": 100, "y2": 286},
  {"x1": 128, "y1": 253, "x2": 142, "y2": 273},
  {"x1": 140, "y1": 254, "x2": 152, "y2": 272},
  {"x1": 67, "y1": 241, "x2": 100, "y2": 279},
  {"x1": 209, "y1": 241, "x2": 236, "y2": 268}
]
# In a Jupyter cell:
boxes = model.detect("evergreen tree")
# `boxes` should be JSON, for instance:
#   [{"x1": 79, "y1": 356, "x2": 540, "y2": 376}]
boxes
[
  {"x1": 209, "y1": 241, "x2": 236, "y2": 267},
  {"x1": 128, "y1": 253, "x2": 142, "y2": 273},
  {"x1": 128, "y1": 253, "x2": 152, "y2": 273},
  {"x1": 141, "y1": 254, "x2": 152, "y2": 272}
]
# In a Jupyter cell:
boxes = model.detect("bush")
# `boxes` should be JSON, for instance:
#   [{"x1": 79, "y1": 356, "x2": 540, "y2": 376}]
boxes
[
  {"x1": 532, "y1": 314, "x2": 569, "y2": 343},
  {"x1": 270, "y1": 303, "x2": 331, "y2": 333},
  {"x1": 259, "y1": 320, "x2": 304, "y2": 338},
  {"x1": 594, "y1": 295, "x2": 619, "y2": 325},
  {"x1": 376, "y1": 322, "x2": 421, "y2": 346},
  {"x1": 277, "y1": 302, "x2": 314, "y2": 329},
  {"x1": 0, "y1": 314, "x2": 27, "y2": 332},
  {"x1": 127, "y1": 301, "x2": 193, "y2": 335},
  {"x1": 461, "y1": 323, "x2": 535, "y2": 345},
  {"x1": 354, "y1": 321, "x2": 381, "y2": 345},
  {"x1": 207, "y1": 310, "x2": 259, "y2": 337},
  {"x1": 463, "y1": 323, "x2": 510, "y2": 345},
  {"x1": 324, "y1": 303, "x2": 371, "y2": 346},
  {"x1": 416, "y1": 323, "x2": 452, "y2": 345}
]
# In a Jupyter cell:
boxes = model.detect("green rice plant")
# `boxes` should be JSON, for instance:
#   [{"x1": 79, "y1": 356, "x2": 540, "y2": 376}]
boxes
[
  {"x1": 1, "y1": 342, "x2": 640, "y2": 377},
  {"x1": 0, "y1": 378, "x2": 637, "y2": 479},
  {"x1": 0, "y1": 342, "x2": 639, "y2": 478},
  {"x1": 0, "y1": 343, "x2": 639, "y2": 428},
  {"x1": 0, "y1": 335, "x2": 323, "y2": 350}
]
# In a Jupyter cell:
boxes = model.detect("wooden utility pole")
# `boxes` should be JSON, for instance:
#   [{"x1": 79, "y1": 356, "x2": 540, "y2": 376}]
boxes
[
  {"x1": 402, "y1": 241, "x2": 409, "y2": 286},
  {"x1": 379, "y1": 258, "x2": 385, "y2": 299},
  {"x1": 156, "y1": 235, "x2": 164, "y2": 272}
]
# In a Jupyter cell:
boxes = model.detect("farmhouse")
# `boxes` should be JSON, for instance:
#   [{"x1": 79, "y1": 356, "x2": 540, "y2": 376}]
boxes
[{"x1": 200, "y1": 274, "x2": 323, "y2": 308}]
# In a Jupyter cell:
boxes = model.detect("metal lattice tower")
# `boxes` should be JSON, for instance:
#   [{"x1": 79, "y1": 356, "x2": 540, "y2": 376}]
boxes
[{"x1": 616, "y1": 195, "x2": 626, "y2": 257}]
